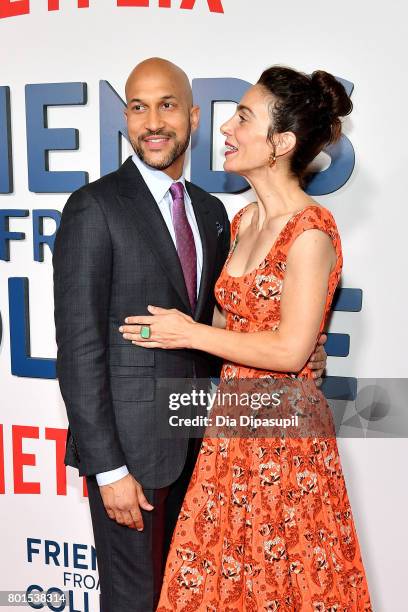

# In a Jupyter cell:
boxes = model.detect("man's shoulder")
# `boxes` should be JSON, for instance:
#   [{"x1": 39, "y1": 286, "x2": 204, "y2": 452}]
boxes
[
  {"x1": 64, "y1": 157, "x2": 138, "y2": 210},
  {"x1": 69, "y1": 167, "x2": 120, "y2": 203}
]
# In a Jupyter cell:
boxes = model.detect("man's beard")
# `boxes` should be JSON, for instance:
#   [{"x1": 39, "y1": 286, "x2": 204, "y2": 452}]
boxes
[{"x1": 132, "y1": 127, "x2": 190, "y2": 171}]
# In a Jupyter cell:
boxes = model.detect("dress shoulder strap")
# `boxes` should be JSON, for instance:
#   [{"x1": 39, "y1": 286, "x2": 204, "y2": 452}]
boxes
[
  {"x1": 282, "y1": 205, "x2": 343, "y2": 269},
  {"x1": 229, "y1": 203, "x2": 256, "y2": 246}
]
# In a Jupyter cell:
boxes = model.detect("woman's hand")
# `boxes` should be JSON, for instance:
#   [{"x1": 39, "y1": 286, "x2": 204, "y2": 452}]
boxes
[{"x1": 119, "y1": 305, "x2": 196, "y2": 349}]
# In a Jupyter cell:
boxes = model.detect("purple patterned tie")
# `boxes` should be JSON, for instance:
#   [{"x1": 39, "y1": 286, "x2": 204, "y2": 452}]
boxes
[{"x1": 170, "y1": 182, "x2": 197, "y2": 312}]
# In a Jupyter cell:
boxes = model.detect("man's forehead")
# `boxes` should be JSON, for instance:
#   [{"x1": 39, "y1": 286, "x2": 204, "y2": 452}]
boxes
[
  {"x1": 126, "y1": 79, "x2": 187, "y2": 101},
  {"x1": 126, "y1": 62, "x2": 192, "y2": 103},
  {"x1": 128, "y1": 93, "x2": 178, "y2": 103}
]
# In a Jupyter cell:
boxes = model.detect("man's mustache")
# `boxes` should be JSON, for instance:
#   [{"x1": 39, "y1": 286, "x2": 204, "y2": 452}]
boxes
[{"x1": 138, "y1": 130, "x2": 176, "y2": 142}]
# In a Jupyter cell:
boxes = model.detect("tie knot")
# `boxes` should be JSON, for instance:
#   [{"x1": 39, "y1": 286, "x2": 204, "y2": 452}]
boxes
[{"x1": 170, "y1": 182, "x2": 184, "y2": 201}]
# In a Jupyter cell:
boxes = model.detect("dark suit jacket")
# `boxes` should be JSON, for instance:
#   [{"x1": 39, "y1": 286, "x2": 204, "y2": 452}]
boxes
[{"x1": 53, "y1": 157, "x2": 231, "y2": 488}]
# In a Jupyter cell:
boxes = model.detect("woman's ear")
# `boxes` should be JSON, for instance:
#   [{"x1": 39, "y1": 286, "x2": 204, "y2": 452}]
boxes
[{"x1": 276, "y1": 131, "x2": 296, "y2": 157}]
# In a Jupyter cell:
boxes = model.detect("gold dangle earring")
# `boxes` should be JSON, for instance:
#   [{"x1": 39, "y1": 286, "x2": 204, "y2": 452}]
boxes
[{"x1": 268, "y1": 144, "x2": 277, "y2": 168}]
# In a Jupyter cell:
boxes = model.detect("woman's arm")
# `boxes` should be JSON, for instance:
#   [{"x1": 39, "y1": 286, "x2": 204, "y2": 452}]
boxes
[
  {"x1": 121, "y1": 229, "x2": 336, "y2": 373},
  {"x1": 190, "y1": 229, "x2": 335, "y2": 371}
]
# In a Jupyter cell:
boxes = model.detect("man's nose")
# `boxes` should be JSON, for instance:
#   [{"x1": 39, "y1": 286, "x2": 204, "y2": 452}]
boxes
[{"x1": 145, "y1": 108, "x2": 165, "y2": 133}]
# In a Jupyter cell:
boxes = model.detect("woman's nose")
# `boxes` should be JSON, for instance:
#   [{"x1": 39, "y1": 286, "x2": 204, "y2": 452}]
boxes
[{"x1": 220, "y1": 119, "x2": 231, "y2": 136}]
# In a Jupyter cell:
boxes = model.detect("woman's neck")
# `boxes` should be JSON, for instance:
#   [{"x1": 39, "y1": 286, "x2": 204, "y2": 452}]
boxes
[{"x1": 245, "y1": 168, "x2": 307, "y2": 228}]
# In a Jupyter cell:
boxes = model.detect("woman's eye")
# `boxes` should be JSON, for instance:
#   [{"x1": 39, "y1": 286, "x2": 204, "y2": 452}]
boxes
[{"x1": 238, "y1": 115, "x2": 246, "y2": 123}]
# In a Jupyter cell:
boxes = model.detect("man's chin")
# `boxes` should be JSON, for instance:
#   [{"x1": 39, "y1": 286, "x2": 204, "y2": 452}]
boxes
[
  {"x1": 143, "y1": 156, "x2": 171, "y2": 170},
  {"x1": 135, "y1": 148, "x2": 173, "y2": 171}
]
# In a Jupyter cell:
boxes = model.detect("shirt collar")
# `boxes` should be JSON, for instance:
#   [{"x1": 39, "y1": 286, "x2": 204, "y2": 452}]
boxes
[{"x1": 132, "y1": 154, "x2": 187, "y2": 205}]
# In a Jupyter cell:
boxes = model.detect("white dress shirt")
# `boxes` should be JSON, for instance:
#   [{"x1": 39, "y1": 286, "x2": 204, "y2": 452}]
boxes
[{"x1": 96, "y1": 155, "x2": 203, "y2": 486}]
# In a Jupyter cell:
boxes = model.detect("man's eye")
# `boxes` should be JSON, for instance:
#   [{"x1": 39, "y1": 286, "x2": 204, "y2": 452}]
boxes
[
  {"x1": 162, "y1": 102, "x2": 174, "y2": 109},
  {"x1": 132, "y1": 105, "x2": 145, "y2": 111},
  {"x1": 238, "y1": 114, "x2": 247, "y2": 123}
]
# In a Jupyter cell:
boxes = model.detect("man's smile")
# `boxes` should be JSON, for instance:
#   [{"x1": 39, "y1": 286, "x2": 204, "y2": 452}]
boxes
[{"x1": 143, "y1": 135, "x2": 172, "y2": 150}]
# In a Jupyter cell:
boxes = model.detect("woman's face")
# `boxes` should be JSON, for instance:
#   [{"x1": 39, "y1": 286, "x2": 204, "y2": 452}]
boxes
[{"x1": 221, "y1": 84, "x2": 274, "y2": 177}]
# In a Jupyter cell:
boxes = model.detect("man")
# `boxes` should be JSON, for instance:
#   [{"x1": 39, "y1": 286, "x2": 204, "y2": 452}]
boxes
[{"x1": 53, "y1": 58, "x2": 327, "y2": 612}]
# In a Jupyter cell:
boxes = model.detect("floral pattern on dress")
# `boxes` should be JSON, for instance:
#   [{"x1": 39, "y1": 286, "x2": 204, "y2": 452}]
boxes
[{"x1": 157, "y1": 204, "x2": 372, "y2": 611}]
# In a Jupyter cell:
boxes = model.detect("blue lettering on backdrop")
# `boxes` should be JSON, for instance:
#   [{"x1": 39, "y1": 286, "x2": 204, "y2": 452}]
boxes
[
  {"x1": 307, "y1": 78, "x2": 354, "y2": 196},
  {"x1": 322, "y1": 288, "x2": 363, "y2": 400},
  {"x1": 327, "y1": 288, "x2": 363, "y2": 360},
  {"x1": 26, "y1": 83, "x2": 88, "y2": 193},
  {"x1": 191, "y1": 78, "x2": 249, "y2": 193},
  {"x1": 0, "y1": 77, "x2": 359, "y2": 398},
  {"x1": 0, "y1": 209, "x2": 29, "y2": 261},
  {"x1": 100, "y1": 80, "x2": 129, "y2": 177},
  {"x1": 33, "y1": 210, "x2": 61, "y2": 262},
  {"x1": 27, "y1": 537, "x2": 97, "y2": 570},
  {"x1": 26, "y1": 585, "x2": 91, "y2": 612},
  {"x1": 191, "y1": 77, "x2": 355, "y2": 196},
  {"x1": 8, "y1": 278, "x2": 56, "y2": 379},
  {"x1": 98, "y1": 76, "x2": 355, "y2": 197},
  {"x1": 0, "y1": 86, "x2": 13, "y2": 193}
]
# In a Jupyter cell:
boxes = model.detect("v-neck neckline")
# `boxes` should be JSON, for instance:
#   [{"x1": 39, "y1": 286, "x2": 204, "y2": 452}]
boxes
[{"x1": 224, "y1": 204, "x2": 315, "y2": 279}]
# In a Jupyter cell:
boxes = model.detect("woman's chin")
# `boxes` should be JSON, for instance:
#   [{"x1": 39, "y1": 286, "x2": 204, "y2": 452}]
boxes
[{"x1": 223, "y1": 157, "x2": 240, "y2": 174}]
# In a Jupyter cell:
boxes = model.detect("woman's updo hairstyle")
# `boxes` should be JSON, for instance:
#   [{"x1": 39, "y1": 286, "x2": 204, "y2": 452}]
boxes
[{"x1": 257, "y1": 66, "x2": 352, "y2": 183}]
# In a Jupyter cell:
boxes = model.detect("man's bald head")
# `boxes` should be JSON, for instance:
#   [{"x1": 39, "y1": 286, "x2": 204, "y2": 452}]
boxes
[
  {"x1": 124, "y1": 57, "x2": 200, "y2": 177},
  {"x1": 125, "y1": 57, "x2": 193, "y2": 108}
]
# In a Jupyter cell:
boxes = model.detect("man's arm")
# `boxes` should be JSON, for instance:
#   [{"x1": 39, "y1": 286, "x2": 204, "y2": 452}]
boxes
[
  {"x1": 96, "y1": 465, "x2": 129, "y2": 486},
  {"x1": 53, "y1": 189, "x2": 126, "y2": 475}
]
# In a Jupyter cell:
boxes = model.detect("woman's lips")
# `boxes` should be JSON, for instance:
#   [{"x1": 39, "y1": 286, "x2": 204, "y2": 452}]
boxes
[
  {"x1": 225, "y1": 142, "x2": 238, "y2": 156},
  {"x1": 143, "y1": 137, "x2": 171, "y2": 151}
]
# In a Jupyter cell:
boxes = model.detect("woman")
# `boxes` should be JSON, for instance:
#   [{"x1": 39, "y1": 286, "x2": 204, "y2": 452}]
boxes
[{"x1": 121, "y1": 66, "x2": 372, "y2": 610}]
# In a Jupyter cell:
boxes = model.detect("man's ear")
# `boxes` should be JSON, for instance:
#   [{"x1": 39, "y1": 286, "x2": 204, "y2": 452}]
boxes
[{"x1": 190, "y1": 105, "x2": 201, "y2": 134}]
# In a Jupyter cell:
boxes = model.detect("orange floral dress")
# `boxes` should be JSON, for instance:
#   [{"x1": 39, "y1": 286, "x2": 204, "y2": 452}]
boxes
[{"x1": 157, "y1": 204, "x2": 372, "y2": 611}]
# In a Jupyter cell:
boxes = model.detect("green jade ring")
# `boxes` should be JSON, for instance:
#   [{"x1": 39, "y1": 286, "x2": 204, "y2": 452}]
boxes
[{"x1": 140, "y1": 325, "x2": 151, "y2": 340}]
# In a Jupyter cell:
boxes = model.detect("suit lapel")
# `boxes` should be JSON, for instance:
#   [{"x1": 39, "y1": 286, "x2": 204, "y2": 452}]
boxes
[
  {"x1": 117, "y1": 158, "x2": 191, "y2": 312},
  {"x1": 186, "y1": 182, "x2": 217, "y2": 321}
]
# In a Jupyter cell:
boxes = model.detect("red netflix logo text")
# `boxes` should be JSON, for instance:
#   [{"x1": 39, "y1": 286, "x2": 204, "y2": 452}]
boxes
[
  {"x1": 0, "y1": 0, "x2": 224, "y2": 19},
  {"x1": 0, "y1": 424, "x2": 88, "y2": 497}
]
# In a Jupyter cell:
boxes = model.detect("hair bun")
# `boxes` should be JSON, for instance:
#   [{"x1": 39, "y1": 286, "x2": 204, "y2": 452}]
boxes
[{"x1": 311, "y1": 70, "x2": 353, "y2": 120}]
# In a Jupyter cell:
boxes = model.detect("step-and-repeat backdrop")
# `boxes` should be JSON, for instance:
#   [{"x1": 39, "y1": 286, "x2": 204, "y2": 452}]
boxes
[{"x1": 1, "y1": 1, "x2": 406, "y2": 610}]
